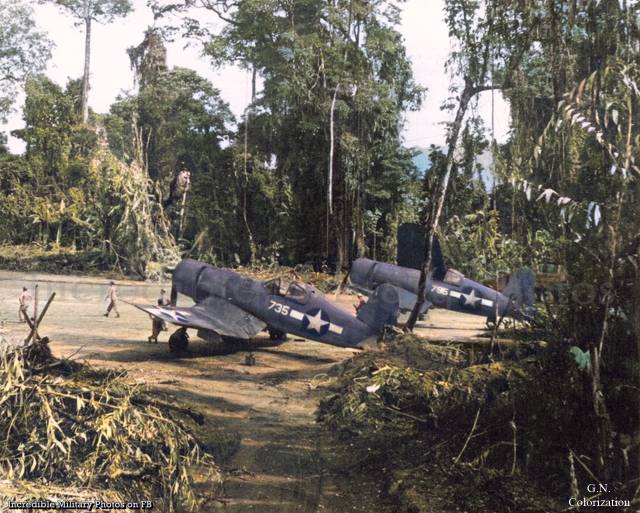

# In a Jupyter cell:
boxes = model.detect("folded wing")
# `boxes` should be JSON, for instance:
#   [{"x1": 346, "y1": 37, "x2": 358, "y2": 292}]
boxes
[
  {"x1": 129, "y1": 297, "x2": 266, "y2": 340},
  {"x1": 348, "y1": 282, "x2": 430, "y2": 313}
]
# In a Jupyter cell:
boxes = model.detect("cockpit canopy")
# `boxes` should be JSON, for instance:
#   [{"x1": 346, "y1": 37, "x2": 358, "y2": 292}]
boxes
[
  {"x1": 263, "y1": 278, "x2": 311, "y2": 303},
  {"x1": 443, "y1": 269, "x2": 465, "y2": 286},
  {"x1": 286, "y1": 282, "x2": 307, "y2": 301},
  {"x1": 263, "y1": 277, "x2": 284, "y2": 296}
]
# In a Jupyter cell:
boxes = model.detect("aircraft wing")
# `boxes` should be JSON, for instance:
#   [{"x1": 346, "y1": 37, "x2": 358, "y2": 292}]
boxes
[
  {"x1": 128, "y1": 297, "x2": 266, "y2": 340},
  {"x1": 347, "y1": 283, "x2": 430, "y2": 313}
]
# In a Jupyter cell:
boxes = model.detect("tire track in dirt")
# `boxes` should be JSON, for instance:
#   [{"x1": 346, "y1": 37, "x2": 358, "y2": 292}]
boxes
[{"x1": 0, "y1": 270, "x2": 487, "y2": 512}]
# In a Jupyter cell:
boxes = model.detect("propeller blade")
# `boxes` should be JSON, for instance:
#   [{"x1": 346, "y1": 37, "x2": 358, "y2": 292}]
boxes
[{"x1": 170, "y1": 284, "x2": 178, "y2": 306}]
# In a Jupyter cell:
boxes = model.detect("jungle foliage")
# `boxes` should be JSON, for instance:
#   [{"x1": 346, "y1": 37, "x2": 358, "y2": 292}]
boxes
[
  {"x1": 325, "y1": 0, "x2": 640, "y2": 506},
  {"x1": 0, "y1": 0, "x2": 639, "y2": 506},
  {"x1": 153, "y1": 0, "x2": 426, "y2": 267},
  {"x1": 0, "y1": 1, "x2": 51, "y2": 122},
  {"x1": 0, "y1": 0, "x2": 426, "y2": 272},
  {"x1": 318, "y1": 335, "x2": 578, "y2": 512}
]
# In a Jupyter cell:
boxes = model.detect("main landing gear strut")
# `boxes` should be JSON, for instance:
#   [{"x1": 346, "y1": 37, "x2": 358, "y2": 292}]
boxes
[
  {"x1": 268, "y1": 328, "x2": 287, "y2": 341},
  {"x1": 169, "y1": 327, "x2": 189, "y2": 353}
]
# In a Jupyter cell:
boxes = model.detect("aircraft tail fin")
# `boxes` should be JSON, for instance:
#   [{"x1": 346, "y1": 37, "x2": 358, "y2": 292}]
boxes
[
  {"x1": 356, "y1": 283, "x2": 400, "y2": 333},
  {"x1": 503, "y1": 267, "x2": 536, "y2": 319},
  {"x1": 431, "y1": 235, "x2": 446, "y2": 280},
  {"x1": 396, "y1": 223, "x2": 447, "y2": 279}
]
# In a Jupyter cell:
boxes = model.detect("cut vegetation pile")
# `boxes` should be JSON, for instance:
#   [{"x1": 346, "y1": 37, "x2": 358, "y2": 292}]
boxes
[
  {"x1": 238, "y1": 265, "x2": 343, "y2": 293},
  {"x1": 316, "y1": 335, "x2": 600, "y2": 513},
  {"x1": 0, "y1": 338, "x2": 220, "y2": 511}
]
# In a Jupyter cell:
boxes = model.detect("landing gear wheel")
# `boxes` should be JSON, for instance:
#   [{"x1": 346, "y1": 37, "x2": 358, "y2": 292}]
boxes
[
  {"x1": 268, "y1": 328, "x2": 287, "y2": 341},
  {"x1": 169, "y1": 328, "x2": 189, "y2": 353}
]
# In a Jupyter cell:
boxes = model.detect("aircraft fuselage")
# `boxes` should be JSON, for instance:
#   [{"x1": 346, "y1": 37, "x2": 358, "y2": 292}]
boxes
[{"x1": 350, "y1": 258, "x2": 517, "y2": 320}]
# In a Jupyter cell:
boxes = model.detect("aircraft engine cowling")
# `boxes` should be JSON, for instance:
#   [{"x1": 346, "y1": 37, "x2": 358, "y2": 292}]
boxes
[
  {"x1": 172, "y1": 259, "x2": 238, "y2": 302},
  {"x1": 172, "y1": 259, "x2": 207, "y2": 299},
  {"x1": 351, "y1": 258, "x2": 421, "y2": 294}
]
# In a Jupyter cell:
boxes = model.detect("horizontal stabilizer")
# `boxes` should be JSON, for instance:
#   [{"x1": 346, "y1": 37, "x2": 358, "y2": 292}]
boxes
[{"x1": 503, "y1": 267, "x2": 536, "y2": 319}]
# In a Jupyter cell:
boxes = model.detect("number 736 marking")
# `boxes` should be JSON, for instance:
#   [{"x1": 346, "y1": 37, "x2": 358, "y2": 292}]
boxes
[{"x1": 268, "y1": 300, "x2": 290, "y2": 316}]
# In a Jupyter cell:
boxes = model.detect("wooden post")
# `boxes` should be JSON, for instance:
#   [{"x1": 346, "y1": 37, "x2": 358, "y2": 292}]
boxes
[
  {"x1": 33, "y1": 284, "x2": 38, "y2": 320},
  {"x1": 25, "y1": 292, "x2": 56, "y2": 344}
]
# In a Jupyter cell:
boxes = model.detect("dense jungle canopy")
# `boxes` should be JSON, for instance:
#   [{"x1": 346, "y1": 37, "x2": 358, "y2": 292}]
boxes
[{"x1": 1, "y1": 0, "x2": 640, "y2": 504}]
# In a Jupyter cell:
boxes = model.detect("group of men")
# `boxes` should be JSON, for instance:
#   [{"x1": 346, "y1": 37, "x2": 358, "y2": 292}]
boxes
[
  {"x1": 17, "y1": 281, "x2": 366, "y2": 345},
  {"x1": 102, "y1": 281, "x2": 171, "y2": 343},
  {"x1": 18, "y1": 282, "x2": 171, "y2": 344},
  {"x1": 21, "y1": 281, "x2": 124, "y2": 320}
]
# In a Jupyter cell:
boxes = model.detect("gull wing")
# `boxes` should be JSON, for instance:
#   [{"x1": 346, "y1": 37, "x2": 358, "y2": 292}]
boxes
[
  {"x1": 128, "y1": 298, "x2": 266, "y2": 340},
  {"x1": 347, "y1": 283, "x2": 429, "y2": 313}
]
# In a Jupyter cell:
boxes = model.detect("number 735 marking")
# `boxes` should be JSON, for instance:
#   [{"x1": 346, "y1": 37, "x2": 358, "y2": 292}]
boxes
[{"x1": 268, "y1": 300, "x2": 290, "y2": 316}]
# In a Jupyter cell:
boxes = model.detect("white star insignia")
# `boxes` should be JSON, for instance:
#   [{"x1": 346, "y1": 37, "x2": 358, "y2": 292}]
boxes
[
  {"x1": 305, "y1": 310, "x2": 329, "y2": 333},
  {"x1": 462, "y1": 289, "x2": 481, "y2": 308}
]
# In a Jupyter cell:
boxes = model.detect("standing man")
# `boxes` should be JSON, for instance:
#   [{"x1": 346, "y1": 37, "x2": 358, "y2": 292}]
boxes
[
  {"x1": 159, "y1": 288, "x2": 170, "y2": 306},
  {"x1": 159, "y1": 288, "x2": 170, "y2": 331},
  {"x1": 104, "y1": 281, "x2": 120, "y2": 318},
  {"x1": 18, "y1": 287, "x2": 32, "y2": 323},
  {"x1": 148, "y1": 299, "x2": 164, "y2": 344}
]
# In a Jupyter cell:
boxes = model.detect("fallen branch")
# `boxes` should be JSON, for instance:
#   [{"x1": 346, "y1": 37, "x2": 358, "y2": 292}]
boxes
[{"x1": 454, "y1": 406, "x2": 481, "y2": 464}]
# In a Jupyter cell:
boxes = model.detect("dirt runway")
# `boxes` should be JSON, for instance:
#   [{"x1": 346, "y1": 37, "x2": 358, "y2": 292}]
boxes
[{"x1": 0, "y1": 270, "x2": 487, "y2": 512}]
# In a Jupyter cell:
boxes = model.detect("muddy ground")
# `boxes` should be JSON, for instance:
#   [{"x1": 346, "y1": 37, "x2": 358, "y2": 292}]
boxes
[{"x1": 0, "y1": 271, "x2": 488, "y2": 512}]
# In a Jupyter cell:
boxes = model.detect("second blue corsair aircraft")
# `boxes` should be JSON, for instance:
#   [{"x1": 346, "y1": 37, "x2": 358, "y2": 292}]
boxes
[{"x1": 348, "y1": 237, "x2": 535, "y2": 323}]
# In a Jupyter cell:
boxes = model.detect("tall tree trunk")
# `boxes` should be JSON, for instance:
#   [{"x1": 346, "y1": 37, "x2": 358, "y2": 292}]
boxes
[
  {"x1": 251, "y1": 65, "x2": 256, "y2": 101},
  {"x1": 633, "y1": 260, "x2": 640, "y2": 482},
  {"x1": 405, "y1": 78, "x2": 474, "y2": 331},
  {"x1": 81, "y1": 16, "x2": 91, "y2": 123},
  {"x1": 328, "y1": 83, "x2": 339, "y2": 216},
  {"x1": 242, "y1": 66, "x2": 256, "y2": 263},
  {"x1": 242, "y1": 112, "x2": 255, "y2": 264}
]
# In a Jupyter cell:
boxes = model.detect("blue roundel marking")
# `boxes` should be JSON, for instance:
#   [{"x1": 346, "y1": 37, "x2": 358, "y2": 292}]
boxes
[{"x1": 302, "y1": 308, "x2": 331, "y2": 336}]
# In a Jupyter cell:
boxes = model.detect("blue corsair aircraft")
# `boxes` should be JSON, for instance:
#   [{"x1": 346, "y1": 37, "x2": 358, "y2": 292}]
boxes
[
  {"x1": 131, "y1": 259, "x2": 400, "y2": 352},
  {"x1": 348, "y1": 238, "x2": 535, "y2": 323}
]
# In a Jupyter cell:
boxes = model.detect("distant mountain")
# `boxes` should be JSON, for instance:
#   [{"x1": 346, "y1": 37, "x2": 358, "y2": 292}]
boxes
[{"x1": 409, "y1": 145, "x2": 495, "y2": 189}]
